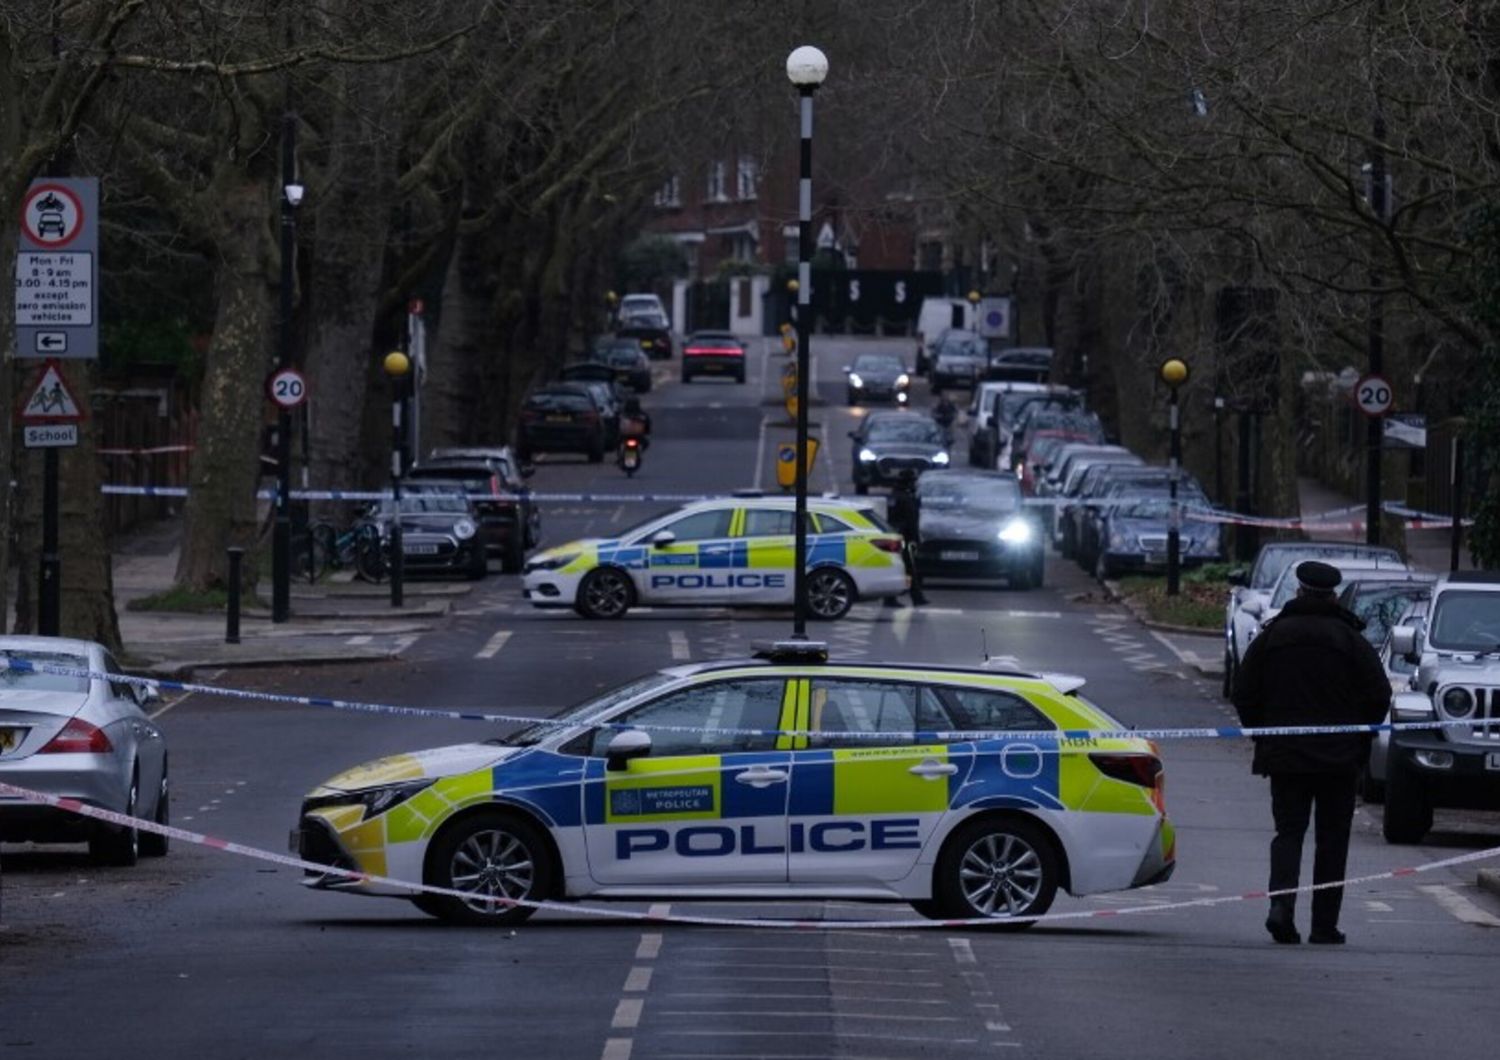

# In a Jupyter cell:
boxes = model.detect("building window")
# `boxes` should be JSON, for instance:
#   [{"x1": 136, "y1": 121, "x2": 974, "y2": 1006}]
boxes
[
  {"x1": 729, "y1": 232, "x2": 757, "y2": 263},
  {"x1": 653, "y1": 174, "x2": 680, "y2": 208},
  {"x1": 707, "y1": 161, "x2": 728, "y2": 203},
  {"x1": 736, "y1": 158, "x2": 758, "y2": 200}
]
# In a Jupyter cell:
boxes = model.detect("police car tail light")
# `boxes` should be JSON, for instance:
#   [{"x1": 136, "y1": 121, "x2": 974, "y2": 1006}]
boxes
[
  {"x1": 1089, "y1": 753, "x2": 1162, "y2": 788},
  {"x1": 39, "y1": 717, "x2": 113, "y2": 754},
  {"x1": 871, "y1": 537, "x2": 903, "y2": 553}
]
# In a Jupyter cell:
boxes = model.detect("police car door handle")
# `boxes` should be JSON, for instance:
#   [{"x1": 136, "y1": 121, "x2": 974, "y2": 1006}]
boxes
[
  {"x1": 734, "y1": 767, "x2": 789, "y2": 787},
  {"x1": 909, "y1": 759, "x2": 958, "y2": 779}
]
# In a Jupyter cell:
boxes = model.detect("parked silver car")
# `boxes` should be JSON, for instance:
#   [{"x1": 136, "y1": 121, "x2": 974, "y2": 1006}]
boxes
[{"x1": 0, "y1": 637, "x2": 168, "y2": 865}]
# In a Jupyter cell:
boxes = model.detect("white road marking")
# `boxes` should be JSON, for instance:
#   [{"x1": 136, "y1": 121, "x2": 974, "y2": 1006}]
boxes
[
  {"x1": 668, "y1": 631, "x2": 691, "y2": 660},
  {"x1": 600, "y1": 1038, "x2": 632, "y2": 1060},
  {"x1": 612, "y1": 999, "x2": 643, "y2": 1029},
  {"x1": 891, "y1": 607, "x2": 912, "y2": 644},
  {"x1": 752, "y1": 414, "x2": 771, "y2": 488},
  {"x1": 346, "y1": 634, "x2": 373, "y2": 646},
  {"x1": 391, "y1": 633, "x2": 419, "y2": 654},
  {"x1": 1365, "y1": 900, "x2": 1394, "y2": 913},
  {"x1": 475, "y1": 630, "x2": 512, "y2": 659},
  {"x1": 636, "y1": 933, "x2": 662, "y2": 959},
  {"x1": 648, "y1": 902, "x2": 671, "y2": 918},
  {"x1": 1418, "y1": 884, "x2": 1500, "y2": 927},
  {"x1": 624, "y1": 967, "x2": 653, "y2": 992},
  {"x1": 947, "y1": 937, "x2": 977, "y2": 964}
]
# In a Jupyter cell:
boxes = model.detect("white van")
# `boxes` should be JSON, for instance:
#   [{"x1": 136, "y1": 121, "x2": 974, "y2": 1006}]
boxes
[{"x1": 915, "y1": 297, "x2": 976, "y2": 375}]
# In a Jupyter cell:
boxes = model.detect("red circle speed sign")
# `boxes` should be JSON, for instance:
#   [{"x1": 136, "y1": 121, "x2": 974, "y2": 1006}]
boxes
[
  {"x1": 1354, "y1": 374, "x2": 1393, "y2": 417},
  {"x1": 266, "y1": 368, "x2": 309, "y2": 409}
]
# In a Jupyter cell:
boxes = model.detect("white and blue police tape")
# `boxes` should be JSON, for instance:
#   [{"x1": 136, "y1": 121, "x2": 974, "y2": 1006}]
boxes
[
  {"x1": 3, "y1": 779, "x2": 1497, "y2": 930},
  {"x1": 0, "y1": 656, "x2": 1488, "y2": 745}
]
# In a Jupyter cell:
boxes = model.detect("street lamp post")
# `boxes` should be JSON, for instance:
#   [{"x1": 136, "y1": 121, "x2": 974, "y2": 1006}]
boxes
[
  {"x1": 786, "y1": 44, "x2": 828, "y2": 639},
  {"x1": 271, "y1": 114, "x2": 303, "y2": 623},
  {"x1": 1161, "y1": 358, "x2": 1190, "y2": 596},
  {"x1": 384, "y1": 350, "x2": 411, "y2": 608}
]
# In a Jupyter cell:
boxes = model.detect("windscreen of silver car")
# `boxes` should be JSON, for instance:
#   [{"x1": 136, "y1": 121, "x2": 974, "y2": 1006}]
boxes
[{"x1": 1427, "y1": 591, "x2": 1500, "y2": 653}]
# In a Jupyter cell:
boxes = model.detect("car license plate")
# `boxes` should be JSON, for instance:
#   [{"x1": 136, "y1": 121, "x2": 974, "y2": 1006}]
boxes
[
  {"x1": 546, "y1": 414, "x2": 572, "y2": 423},
  {"x1": 0, "y1": 727, "x2": 19, "y2": 752},
  {"x1": 1486, "y1": 752, "x2": 1500, "y2": 772},
  {"x1": 405, "y1": 544, "x2": 439, "y2": 556},
  {"x1": 941, "y1": 550, "x2": 981, "y2": 561}
]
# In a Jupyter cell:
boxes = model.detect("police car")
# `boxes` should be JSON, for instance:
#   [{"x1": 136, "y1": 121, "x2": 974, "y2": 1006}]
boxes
[
  {"x1": 521, "y1": 497, "x2": 908, "y2": 620},
  {"x1": 293, "y1": 648, "x2": 1175, "y2": 926}
]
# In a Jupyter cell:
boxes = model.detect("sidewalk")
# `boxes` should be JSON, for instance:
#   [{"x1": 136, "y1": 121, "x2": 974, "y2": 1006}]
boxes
[
  {"x1": 1297, "y1": 477, "x2": 1472, "y2": 572},
  {"x1": 106, "y1": 518, "x2": 464, "y2": 675}
]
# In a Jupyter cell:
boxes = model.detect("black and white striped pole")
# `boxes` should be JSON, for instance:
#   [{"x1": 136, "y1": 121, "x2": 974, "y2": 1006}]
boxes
[
  {"x1": 1161, "y1": 357, "x2": 1190, "y2": 596},
  {"x1": 787, "y1": 44, "x2": 828, "y2": 639}
]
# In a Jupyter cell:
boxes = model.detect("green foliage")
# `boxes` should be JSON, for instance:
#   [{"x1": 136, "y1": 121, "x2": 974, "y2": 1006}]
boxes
[
  {"x1": 1462, "y1": 206, "x2": 1500, "y2": 569},
  {"x1": 126, "y1": 586, "x2": 228, "y2": 613},
  {"x1": 617, "y1": 235, "x2": 689, "y2": 293},
  {"x1": 102, "y1": 317, "x2": 202, "y2": 379},
  {"x1": 1114, "y1": 572, "x2": 1225, "y2": 630}
]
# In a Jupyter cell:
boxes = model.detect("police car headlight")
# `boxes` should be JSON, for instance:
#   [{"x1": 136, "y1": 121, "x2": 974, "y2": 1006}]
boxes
[
  {"x1": 932, "y1": 452, "x2": 950, "y2": 465},
  {"x1": 1442, "y1": 687, "x2": 1475, "y2": 718},
  {"x1": 358, "y1": 779, "x2": 434, "y2": 817},
  {"x1": 896, "y1": 391, "x2": 909, "y2": 404},
  {"x1": 998, "y1": 519, "x2": 1032, "y2": 545},
  {"x1": 526, "y1": 551, "x2": 580, "y2": 572},
  {"x1": 896, "y1": 373, "x2": 910, "y2": 387},
  {"x1": 848, "y1": 373, "x2": 864, "y2": 389},
  {"x1": 859, "y1": 448, "x2": 877, "y2": 463},
  {"x1": 453, "y1": 519, "x2": 477, "y2": 540}
]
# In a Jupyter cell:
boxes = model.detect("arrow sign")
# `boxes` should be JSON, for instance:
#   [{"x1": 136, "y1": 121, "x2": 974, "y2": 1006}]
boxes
[{"x1": 18, "y1": 359, "x2": 85, "y2": 425}]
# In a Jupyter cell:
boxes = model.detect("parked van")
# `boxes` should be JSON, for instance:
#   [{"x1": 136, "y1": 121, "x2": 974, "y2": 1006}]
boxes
[{"x1": 915, "y1": 297, "x2": 976, "y2": 375}]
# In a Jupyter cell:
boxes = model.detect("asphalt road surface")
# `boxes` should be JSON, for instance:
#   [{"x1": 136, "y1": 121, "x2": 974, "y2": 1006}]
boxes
[{"x1": 3, "y1": 336, "x2": 1498, "y2": 1060}]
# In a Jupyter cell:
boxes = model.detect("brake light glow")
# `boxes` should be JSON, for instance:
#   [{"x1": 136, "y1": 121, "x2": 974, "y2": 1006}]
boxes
[
  {"x1": 39, "y1": 717, "x2": 113, "y2": 754},
  {"x1": 871, "y1": 537, "x2": 904, "y2": 553},
  {"x1": 1089, "y1": 753, "x2": 1162, "y2": 788},
  {"x1": 685, "y1": 346, "x2": 740, "y2": 357},
  {"x1": 489, "y1": 473, "x2": 502, "y2": 498}
]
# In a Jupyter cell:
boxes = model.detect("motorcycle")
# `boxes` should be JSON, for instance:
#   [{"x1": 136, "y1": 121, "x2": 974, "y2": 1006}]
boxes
[{"x1": 618, "y1": 435, "x2": 644, "y2": 476}]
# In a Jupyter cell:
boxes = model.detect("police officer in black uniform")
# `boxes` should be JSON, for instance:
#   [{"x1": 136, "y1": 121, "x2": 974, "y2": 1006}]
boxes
[
  {"x1": 884, "y1": 468, "x2": 929, "y2": 607},
  {"x1": 1232, "y1": 560, "x2": 1391, "y2": 945}
]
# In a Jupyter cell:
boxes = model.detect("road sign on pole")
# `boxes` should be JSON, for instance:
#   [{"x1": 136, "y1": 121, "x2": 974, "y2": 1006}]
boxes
[
  {"x1": 266, "y1": 367, "x2": 309, "y2": 409},
  {"x1": 19, "y1": 359, "x2": 86, "y2": 424},
  {"x1": 15, "y1": 358, "x2": 86, "y2": 638},
  {"x1": 1354, "y1": 373, "x2": 1394, "y2": 417},
  {"x1": 15, "y1": 178, "x2": 99, "y2": 359}
]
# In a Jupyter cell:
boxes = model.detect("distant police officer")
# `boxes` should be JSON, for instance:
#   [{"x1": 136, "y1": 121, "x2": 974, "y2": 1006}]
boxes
[
  {"x1": 1232, "y1": 560, "x2": 1391, "y2": 945},
  {"x1": 885, "y1": 468, "x2": 929, "y2": 607}
]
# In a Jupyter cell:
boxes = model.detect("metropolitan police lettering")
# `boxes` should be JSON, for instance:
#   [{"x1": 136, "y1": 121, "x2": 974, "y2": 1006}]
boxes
[{"x1": 609, "y1": 785, "x2": 715, "y2": 816}]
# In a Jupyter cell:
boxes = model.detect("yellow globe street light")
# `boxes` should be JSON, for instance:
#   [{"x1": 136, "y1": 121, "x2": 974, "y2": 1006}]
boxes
[
  {"x1": 1159, "y1": 357, "x2": 1190, "y2": 597},
  {"x1": 384, "y1": 350, "x2": 411, "y2": 378},
  {"x1": 966, "y1": 289, "x2": 981, "y2": 305},
  {"x1": 1160, "y1": 357, "x2": 1190, "y2": 387}
]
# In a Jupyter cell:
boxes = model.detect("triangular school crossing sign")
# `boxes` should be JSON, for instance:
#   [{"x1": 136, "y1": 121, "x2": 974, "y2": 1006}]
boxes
[{"x1": 19, "y1": 359, "x2": 85, "y2": 424}]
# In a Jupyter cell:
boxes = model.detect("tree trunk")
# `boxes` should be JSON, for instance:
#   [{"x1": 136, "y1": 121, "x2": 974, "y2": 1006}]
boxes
[
  {"x1": 174, "y1": 178, "x2": 278, "y2": 590},
  {"x1": 424, "y1": 213, "x2": 490, "y2": 448}
]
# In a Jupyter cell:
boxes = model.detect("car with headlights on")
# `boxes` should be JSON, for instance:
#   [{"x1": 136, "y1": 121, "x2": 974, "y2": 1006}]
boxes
[
  {"x1": 291, "y1": 646, "x2": 1174, "y2": 926},
  {"x1": 844, "y1": 352, "x2": 911, "y2": 405},
  {"x1": 1091, "y1": 496, "x2": 1224, "y2": 581},
  {"x1": 1221, "y1": 541, "x2": 1402, "y2": 699},
  {"x1": 912, "y1": 470, "x2": 1044, "y2": 588},
  {"x1": 850, "y1": 412, "x2": 951, "y2": 494},
  {"x1": 369, "y1": 486, "x2": 489, "y2": 580},
  {"x1": 0, "y1": 637, "x2": 168, "y2": 866}
]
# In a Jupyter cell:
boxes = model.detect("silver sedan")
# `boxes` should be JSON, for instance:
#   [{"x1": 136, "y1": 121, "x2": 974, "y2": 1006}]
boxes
[{"x1": 0, "y1": 636, "x2": 168, "y2": 865}]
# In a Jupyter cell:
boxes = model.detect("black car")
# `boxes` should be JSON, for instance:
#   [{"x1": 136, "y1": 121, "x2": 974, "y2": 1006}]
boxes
[
  {"x1": 986, "y1": 346, "x2": 1054, "y2": 383},
  {"x1": 517, "y1": 383, "x2": 609, "y2": 462},
  {"x1": 682, "y1": 332, "x2": 747, "y2": 383},
  {"x1": 912, "y1": 470, "x2": 1044, "y2": 588},
  {"x1": 616, "y1": 316, "x2": 673, "y2": 360},
  {"x1": 844, "y1": 352, "x2": 911, "y2": 405},
  {"x1": 590, "y1": 338, "x2": 653, "y2": 392},
  {"x1": 850, "y1": 412, "x2": 951, "y2": 494},
  {"x1": 369, "y1": 486, "x2": 488, "y2": 580},
  {"x1": 407, "y1": 448, "x2": 539, "y2": 572}
]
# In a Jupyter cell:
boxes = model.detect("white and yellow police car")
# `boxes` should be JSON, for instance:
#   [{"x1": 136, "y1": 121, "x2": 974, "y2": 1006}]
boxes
[
  {"x1": 521, "y1": 496, "x2": 908, "y2": 620},
  {"x1": 294, "y1": 648, "x2": 1175, "y2": 926}
]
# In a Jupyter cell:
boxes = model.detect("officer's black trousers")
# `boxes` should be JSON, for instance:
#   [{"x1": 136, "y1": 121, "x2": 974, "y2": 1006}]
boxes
[{"x1": 1268, "y1": 771, "x2": 1358, "y2": 931}]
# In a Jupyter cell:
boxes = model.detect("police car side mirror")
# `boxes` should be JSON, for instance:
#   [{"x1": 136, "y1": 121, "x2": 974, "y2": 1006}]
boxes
[
  {"x1": 651, "y1": 530, "x2": 676, "y2": 549},
  {"x1": 606, "y1": 730, "x2": 652, "y2": 771}
]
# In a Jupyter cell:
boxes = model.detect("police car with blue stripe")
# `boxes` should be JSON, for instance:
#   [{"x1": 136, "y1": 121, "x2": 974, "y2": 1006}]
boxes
[
  {"x1": 294, "y1": 645, "x2": 1175, "y2": 926},
  {"x1": 521, "y1": 496, "x2": 909, "y2": 620}
]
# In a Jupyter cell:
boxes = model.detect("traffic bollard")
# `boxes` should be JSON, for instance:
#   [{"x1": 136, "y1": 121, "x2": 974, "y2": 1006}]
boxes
[{"x1": 226, "y1": 547, "x2": 244, "y2": 644}]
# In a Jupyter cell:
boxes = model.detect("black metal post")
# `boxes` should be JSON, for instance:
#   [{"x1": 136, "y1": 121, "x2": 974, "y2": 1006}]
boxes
[
  {"x1": 792, "y1": 84, "x2": 816, "y2": 638},
  {"x1": 1213, "y1": 396, "x2": 1225, "y2": 505},
  {"x1": 38, "y1": 447, "x2": 60, "y2": 635},
  {"x1": 1167, "y1": 386, "x2": 1182, "y2": 596},
  {"x1": 1235, "y1": 410, "x2": 1256, "y2": 561},
  {"x1": 1450, "y1": 435, "x2": 1464, "y2": 572},
  {"x1": 1366, "y1": 109, "x2": 1387, "y2": 546},
  {"x1": 390, "y1": 381, "x2": 406, "y2": 609},
  {"x1": 272, "y1": 111, "x2": 297, "y2": 622},
  {"x1": 225, "y1": 547, "x2": 244, "y2": 644}
]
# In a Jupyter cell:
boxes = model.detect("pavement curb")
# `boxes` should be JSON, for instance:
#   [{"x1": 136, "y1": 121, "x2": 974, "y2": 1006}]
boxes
[
  {"x1": 1479, "y1": 869, "x2": 1500, "y2": 900},
  {"x1": 1102, "y1": 579, "x2": 1222, "y2": 638},
  {"x1": 142, "y1": 647, "x2": 400, "y2": 679}
]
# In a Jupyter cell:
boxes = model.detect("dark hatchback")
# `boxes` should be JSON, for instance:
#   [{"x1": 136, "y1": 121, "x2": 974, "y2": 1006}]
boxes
[
  {"x1": 369, "y1": 487, "x2": 488, "y2": 580},
  {"x1": 913, "y1": 470, "x2": 1044, "y2": 588},
  {"x1": 405, "y1": 451, "x2": 538, "y2": 572},
  {"x1": 517, "y1": 383, "x2": 609, "y2": 463},
  {"x1": 682, "y1": 332, "x2": 747, "y2": 382},
  {"x1": 616, "y1": 317, "x2": 673, "y2": 360},
  {"x1": 590, "y1": 338, "x2": 653, "y2": 392}
]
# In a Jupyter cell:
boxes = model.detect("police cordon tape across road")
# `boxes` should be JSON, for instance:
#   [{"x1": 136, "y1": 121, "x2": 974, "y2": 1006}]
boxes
[
  {"x1": 2, "y1": 778, "x2": 1495, "y2": 931},
  {"x1": 0, "y1": 656, "x2": 1487, "y2": 745}
]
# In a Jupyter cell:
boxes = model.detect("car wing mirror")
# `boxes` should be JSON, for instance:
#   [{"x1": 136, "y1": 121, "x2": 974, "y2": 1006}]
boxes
[
  {"x1": 1227, "y1": 568, "x2": 1249, "y2": 587},
  {"x1": 606, "y1": 729, "x2": 652, "y2": 771},
  {"x1": 1243, "y1": 599, "x2": 1264, "y2": 618},
  {"x1": 134, "y1": 682, "x2": 162, "y2": 708},
  {"x1": 651, "y1": 530, "x2": 677, "y2": 549},
  {"x1": 1390, "y1": 624, "x2": 1419, "y2": 663}
]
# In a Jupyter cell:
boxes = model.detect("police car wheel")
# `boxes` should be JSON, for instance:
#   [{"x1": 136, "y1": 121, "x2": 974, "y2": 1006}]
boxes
[
  {"x1": 577, "y1": 567, "x2": 635, "y2": 619},
  {"x1": 933, "y1": 817, "x2": 1058, "y2": 927},
  {"x1": 422, "y1": 812, "x2": 553, "y2": 926},
  {"x1": 805, "y1": 568, "x2": 856, "y2": 620}
]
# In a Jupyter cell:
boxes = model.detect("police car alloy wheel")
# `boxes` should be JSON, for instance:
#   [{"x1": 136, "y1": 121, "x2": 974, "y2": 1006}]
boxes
[
  {"x1": 806, "y1": 568, "x2": 856, "y2": 620},
  {"x1": 577, "y1": 567, "x2": 635, "y2": 619},
  {"x1": 930, "y1": 817, "x2": 1058, "y2": 926},
  {"x1": 421, "y1": 812, "x2": 554, "y2": 926}
]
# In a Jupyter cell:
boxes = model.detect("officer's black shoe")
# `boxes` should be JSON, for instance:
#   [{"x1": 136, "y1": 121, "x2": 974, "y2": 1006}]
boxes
[
  {"x1": 1308, "y1": 928, "x2": 1346, "y2": 945},
  {"x1": 1265, "y1": 904, "x2": 1300, "y2": 945},
  {"x1": 883, "y1": 596, "x2": 903, "y2": 609},
  {"x1": 910, "y1": 592, "x2": 930, "y2": 606}
]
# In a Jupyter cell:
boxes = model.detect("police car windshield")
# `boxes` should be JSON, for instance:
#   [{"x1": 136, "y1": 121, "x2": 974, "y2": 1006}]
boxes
[
  {"x1": 867, "y1": 418, "x2": 944, "y2": 444},
  {"x1": 493, "y1": 673, "x2": 676, "y2": 746},
  {"x1": 920, "y1": 477, "x2": 1020, "y2": 514},
  {"x1": 1427, "y1": 590, "x2": 1500, "y2": 652}
]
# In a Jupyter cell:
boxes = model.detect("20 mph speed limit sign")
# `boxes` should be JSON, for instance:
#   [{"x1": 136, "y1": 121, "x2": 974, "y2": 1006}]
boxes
[
  {"x1": 1354, "y1": 373, "x2": 1393, "y2": 417},
  {"x1": 266, "y1": 367, "x2": 308, "y2": 409}
]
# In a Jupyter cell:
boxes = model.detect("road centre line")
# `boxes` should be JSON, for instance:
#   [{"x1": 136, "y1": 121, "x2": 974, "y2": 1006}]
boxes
[
  {"x1": 947, "y1": 937, "x2": 977, "y2": 964},
  {"x1": 475, "y1": 630, "x2": 512, "y2": 659},
  {"x1": 600, "y1": 1039, "x2": 632, "y2": 1060},
  {"x1": 1418, "y1": 884, "x2": 1500, "y2": 927},
  {"x1": 346, "y1": 634, "x2": 373, "y2": 646},
  {"x1": 636, "y1": 933, "x2": 662, "y2": 960},
  {"x1": 668, "y1": 631, "x2": 690, "y2": 660},
  {"x1": 624, "y1": 967, "x2": 653, "y2": 992},
  {"x1": 611, "y1": 999, "x2": 643, "y2": 1029}
]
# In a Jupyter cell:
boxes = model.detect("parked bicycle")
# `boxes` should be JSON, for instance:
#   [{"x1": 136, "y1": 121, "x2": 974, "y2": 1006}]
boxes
[{"x1": 302, "y1": 518, "x2": 385, "y2": 583}]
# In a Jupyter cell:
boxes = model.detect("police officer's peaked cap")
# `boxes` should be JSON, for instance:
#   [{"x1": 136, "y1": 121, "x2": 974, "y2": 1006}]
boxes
[{"x1": 1295, "y1": 560, "x2": 1342, "y2": 592}]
